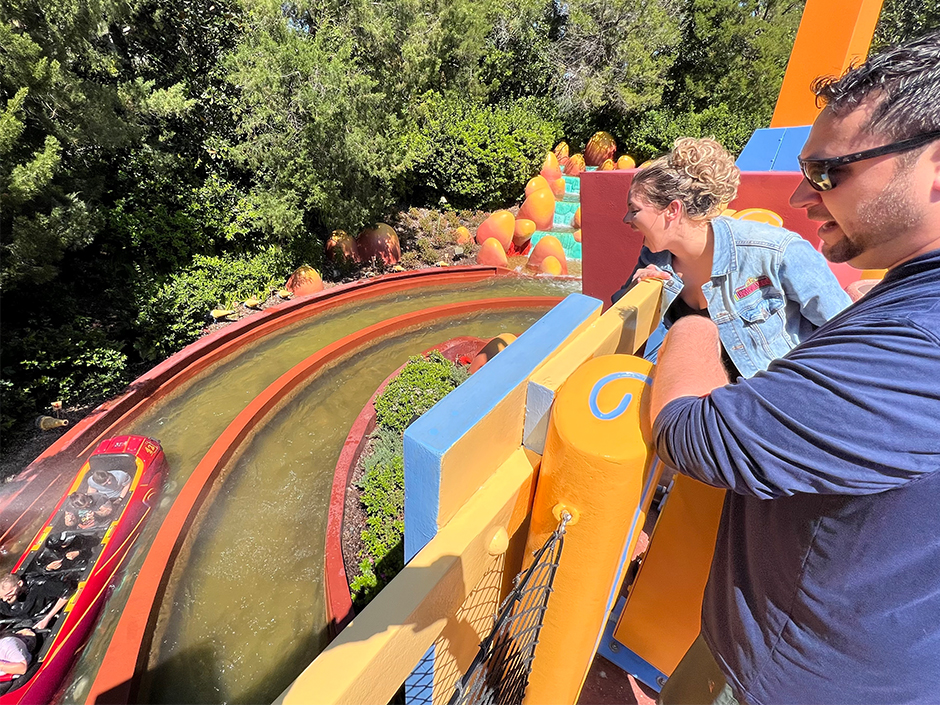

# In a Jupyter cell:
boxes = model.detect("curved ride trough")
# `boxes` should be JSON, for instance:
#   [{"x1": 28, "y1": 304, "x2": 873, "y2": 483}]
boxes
[
  {"x1": 325, "y1": 336, "x2": 485, "y2": 635},
  {"x1": 0, "y1": 267, "x2": 511, "y2": 555},
  {"x1": 0, "y1": 267, "x2": 575, "y2": 705},
  {"x1": 85, "y1": 299, "x2": 559, "y2": 704}
]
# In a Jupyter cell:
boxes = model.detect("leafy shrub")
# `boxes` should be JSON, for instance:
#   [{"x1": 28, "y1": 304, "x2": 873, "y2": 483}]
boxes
[
  {"x1": 350, "y1": 427, "x2": 405, "y2": 606},
  {"x1": 623, "y1": 103, "x2": 760, "y2": 162},
  {"x1": 374, "y1": 350, "x2": 470, "y2": 434},
  {"x1": 0, "y1": 318, "x2": 130, "y2": 433},
  {"x1": 404, "y1": 94, "x2": 561, "y2": 210},
  {"x1": 351, "y1": 351, "x2": 469, "y2": 607},
  {"x1": 135, "y1": 247, "x2": 293, "y2": 360}
]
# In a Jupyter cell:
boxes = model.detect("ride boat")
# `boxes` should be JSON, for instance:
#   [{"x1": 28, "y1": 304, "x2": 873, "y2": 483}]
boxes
[{"x1": 0, "y1": 435, "x2": 167, "y2": 704}]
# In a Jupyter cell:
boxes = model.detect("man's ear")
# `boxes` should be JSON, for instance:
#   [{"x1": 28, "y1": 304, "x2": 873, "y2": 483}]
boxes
[{"x1": 930, "y1": 143, "x2": 940, "y2": 193}]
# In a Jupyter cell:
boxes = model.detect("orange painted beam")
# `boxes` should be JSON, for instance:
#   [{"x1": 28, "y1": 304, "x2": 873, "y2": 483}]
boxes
[
  {"x1": 84, "y1": 296, "x2": 558, "y2": 705},
  {"x1": 771, "y1": 0, "x2": 884, "y2": 128}
]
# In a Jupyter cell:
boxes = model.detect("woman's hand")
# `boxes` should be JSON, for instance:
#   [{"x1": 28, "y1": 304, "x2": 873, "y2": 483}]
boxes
[{"x1": 632, "y1": 265, "x2": 672, "y2": 284}]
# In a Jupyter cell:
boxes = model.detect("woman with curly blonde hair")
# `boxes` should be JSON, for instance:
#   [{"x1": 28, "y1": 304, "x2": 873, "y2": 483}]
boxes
[{"x1": 615, "y1": 137, "x2": 850, "y2": 378}]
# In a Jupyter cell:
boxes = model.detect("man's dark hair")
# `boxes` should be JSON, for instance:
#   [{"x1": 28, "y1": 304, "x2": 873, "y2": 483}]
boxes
[{"x1": 812, "y1": 30, "x2": 940, "y2": 140}]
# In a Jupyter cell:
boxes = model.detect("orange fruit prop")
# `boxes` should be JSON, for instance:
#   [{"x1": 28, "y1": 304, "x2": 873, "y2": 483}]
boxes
[
  {"x1": 476, "y1": 209, "x2": 515, "y2": 250},
  {"x1": 469, "y1": 333, "x2": 517, "y2": 374},
  {"x1": 525, "y1": 174, "x2": 551, "y2": 197},
  {"x1": 513, "y1": 218, "x2": 536, "y2": 248},
  {"x1": 477, "y1": 237, "x2": 508, "y2": 267},
  {"x1": 454, "y1": 226, "x2": 473, "y2": 245},
  {"x1": 518, "y1": 187, "x2": 555, "y2": 230},
  {"x1": 572, "y1": 206, "x2": 582, "y2": 229},
  {"x1": 285, "y1": 265, "x2": 324, "y2": 297},
  {"x1": 585, "y1": 131, "x2": 617, "y2": 166},
  {"x1": 539, "y1": 256, "x2": 564, "y2": 275},
  {"x1": 550, "y1": 177, "x2": 566, "y2": 198},
  {"x1": 554, "y1": 141, "x2": 569, "y2": 162},
  {"x1": 617, "y1": 155, "x2": 636, "y2": 169},
  {"x1": 564, "y1": 153, "x2": 585, "y2": 176},
  {"x1": 540, "y1": 151, "x2": 562, "y2": 182},
  {"x1": 357, "y1": 223, "x2": 401, "y2": 265},
  {"x1": 326, "y1": 230, "x2": 360, "y2": 267},
  {"x1": 527, "y1": 235, "x2": 567, "y2": 273},
  {"x1": 600, "y1": 158, "x2": 616, "y2": 171},
  {"x1": 573, "y1": 228, "x2": 582, "y2": 243}
]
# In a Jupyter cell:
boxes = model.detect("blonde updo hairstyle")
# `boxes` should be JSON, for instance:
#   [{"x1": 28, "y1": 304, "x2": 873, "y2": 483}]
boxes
[{"x1": 631, "y1": 137, "x2": 740, "y2": 220}]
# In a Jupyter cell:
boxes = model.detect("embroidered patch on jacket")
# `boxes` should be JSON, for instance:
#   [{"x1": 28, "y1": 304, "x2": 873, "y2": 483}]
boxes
[{"x1": 734, "y1": 275, "x2": 772, "y2": 301}]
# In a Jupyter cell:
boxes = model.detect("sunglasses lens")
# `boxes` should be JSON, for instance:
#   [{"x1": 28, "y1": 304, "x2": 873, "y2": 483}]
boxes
[{"x1": 800, "y1": 162, "x2": 833, "y2": 192}]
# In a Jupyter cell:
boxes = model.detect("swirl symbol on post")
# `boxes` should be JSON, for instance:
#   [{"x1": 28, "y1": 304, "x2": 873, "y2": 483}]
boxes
[{"x1": 588, "y1": 371, "x2": 651, "y2": 420}]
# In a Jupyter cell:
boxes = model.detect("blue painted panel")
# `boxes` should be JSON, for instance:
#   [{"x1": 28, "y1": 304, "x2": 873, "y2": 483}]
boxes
[
  {"x1": 403, "y1": 292, "x2": 602, "y2": 562},
  {"x1": 737, "y1": 125, "x2": 813, "y2": 172},
  {"x1": 736, "y1": 128, "x2": 785, "y2": 171},
  {"x1": 775, "y1": 125, "x2": 812, "y2": 171}
]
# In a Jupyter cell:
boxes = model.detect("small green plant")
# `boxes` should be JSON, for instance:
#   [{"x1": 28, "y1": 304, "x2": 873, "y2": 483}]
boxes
[
  {"x1": 374, "y1": 351, "x2": 470, "y2": 434},
  {"x1": 135, "y1": 247, "x2": 293, "y2": 360},
  {"x1": 351, "y1": 351, "x2": 469, "y2": 608}
]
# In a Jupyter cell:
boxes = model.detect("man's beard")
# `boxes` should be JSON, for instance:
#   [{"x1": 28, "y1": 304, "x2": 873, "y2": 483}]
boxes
[{"x1": 826, "y1": 160, "x2": 923, "y2": 264}]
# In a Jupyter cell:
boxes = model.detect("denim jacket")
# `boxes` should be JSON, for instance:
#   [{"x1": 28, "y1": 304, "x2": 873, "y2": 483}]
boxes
[{"x1": 614, "y1": 216, "x2": 852, "y2": 378}]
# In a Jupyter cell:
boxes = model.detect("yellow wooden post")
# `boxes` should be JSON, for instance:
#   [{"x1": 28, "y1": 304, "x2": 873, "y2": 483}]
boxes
[{"x1": 522, "y1": 354, "x2": 658, "y2": 705}]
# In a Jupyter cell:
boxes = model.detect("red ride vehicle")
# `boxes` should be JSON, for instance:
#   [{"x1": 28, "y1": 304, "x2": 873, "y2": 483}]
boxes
[{"x1": 0, "y1": 435, "x2": 167, "y2": 704}]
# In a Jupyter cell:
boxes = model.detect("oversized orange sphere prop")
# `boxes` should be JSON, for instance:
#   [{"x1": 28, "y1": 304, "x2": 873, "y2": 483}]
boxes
[
  {"x1": 513, "y1": 218, "x2": 536, "y2": 248},
  {"x1": 527, "y1": 235, "x2": 567, "y2": 273},
  {"x1": 476, "y1": 237, "x2": 508, "y2": 267},
  {"x1": 469, "y1": 333, "x2": 517, "y2": 374},
  {"x1": 539, "y1": 151, "x2": 562, "y2": 182},
  {"x1": 539, "y1": 255, "x2": 564, "y2": 275},
  {"x1": 518, "y1": 187, "x2": 555, "y2": 230},
  {"x1": 326, "y1": 230, "x2": 361, "y2": 267},
  {"x1": 357, "y1": 223, "x2": 401, "y2": 265},
  {"x1": 617, "y1": 155, "x2": 636, "y2": 169},
  {"x1": 454, "y1": 226, "x2": 473, "y2": 245},
  {"x1": 585, "y1": 131, "x2": 617, "y2": 166},
  {"x1": 564, "y1": 154, "x2": 586, "y2": 177},
  {"x1": 285, "y1": 265, "x2": 324, "y2": 297},
  {"x1": 525, "y1": 174, "x2": 550, "y2": 197},
  {"x1": 476, "y1": 210, "x2": 515, "y2": 250},
  {"x1": 599, "y1": 158, "x2": 616, "y2": 171}
]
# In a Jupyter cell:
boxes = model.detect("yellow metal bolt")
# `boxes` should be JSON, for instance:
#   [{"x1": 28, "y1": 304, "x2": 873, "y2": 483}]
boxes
[
  {"x1": 551, "y1": 503, "x2": 580, "y2": 526},
  {"x1": 487, "y1": 527, "x2": 510, "y2": 556}
]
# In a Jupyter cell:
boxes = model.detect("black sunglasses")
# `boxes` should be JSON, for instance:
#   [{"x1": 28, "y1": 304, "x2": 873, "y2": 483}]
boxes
[{"x1": 798, "y1": 129, "x2": 940, "y2": 192}]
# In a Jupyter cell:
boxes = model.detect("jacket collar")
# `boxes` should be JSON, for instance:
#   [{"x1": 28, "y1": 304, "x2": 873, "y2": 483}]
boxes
[{"x1": 710, "y1": 216, "x2": 738, "y2": 278}]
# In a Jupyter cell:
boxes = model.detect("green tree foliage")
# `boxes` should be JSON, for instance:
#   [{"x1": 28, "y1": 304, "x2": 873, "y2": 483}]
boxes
[
  {"x1": 621, "y1": 0, "x2": 805, "y2": 160},
  {"x1": 872, "y1": 0, "x2": 940, "y2": 50},
  {"x1": 134, "y1": 247, "x2": 293, "y2": 360},
  {"x1": 405, "y1": 94, "x2": 561, "y2": 209}
]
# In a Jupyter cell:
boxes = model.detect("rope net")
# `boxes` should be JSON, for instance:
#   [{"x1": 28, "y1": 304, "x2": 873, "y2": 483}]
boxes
[{"x1": 447, "y1": 513, "x2": 570, "y2": 705}]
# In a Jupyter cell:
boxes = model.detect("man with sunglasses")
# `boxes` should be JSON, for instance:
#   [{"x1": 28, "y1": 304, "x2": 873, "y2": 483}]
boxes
[{"x1": 650, "y1": 32, "x2": 940, "y2": 705}]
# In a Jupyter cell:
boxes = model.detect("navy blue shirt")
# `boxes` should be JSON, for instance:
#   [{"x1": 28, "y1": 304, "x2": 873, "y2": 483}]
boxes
[{"x1": 654, "y1": 250, "x2": 940, "y2": 704}]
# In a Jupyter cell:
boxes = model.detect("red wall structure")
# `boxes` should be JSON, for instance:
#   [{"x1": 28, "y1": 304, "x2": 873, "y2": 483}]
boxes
[{"x1": 580, "y1": 170, "x2": 860, "y2": 308}]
